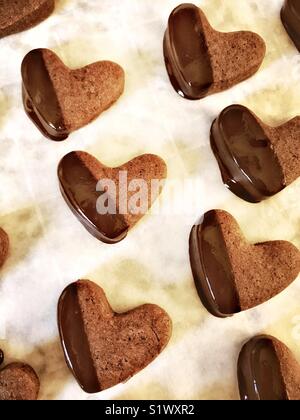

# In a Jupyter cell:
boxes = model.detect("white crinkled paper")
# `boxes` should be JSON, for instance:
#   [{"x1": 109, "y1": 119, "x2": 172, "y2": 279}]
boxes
[{"x1": 0, "y1": 0, "x2": 299, "y2": 400}]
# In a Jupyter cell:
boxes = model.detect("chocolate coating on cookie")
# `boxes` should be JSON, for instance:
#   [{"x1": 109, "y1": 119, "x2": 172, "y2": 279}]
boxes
[
  {"x1": 164, "y1": 4, "x2": 266, "y2": 100},
  {"x1": 211, "y1": 105, "x2": 286, "y2": 203},
  {"x1": 58, "y1": 283, "x2": 99, "y2": 394},
  {"x1": 238, "y1": 336, "x2": 300, "y2": 400},
  {"x1": 0, "y1": 0, "x2": 55, "y2": 39},
  {"x1": 281, "y1": 0, "x2": 300, "y2": 51},
  {"x1": 164, "y1": 3, "x2": 213, "y2": 99},
  {"x1": 0, "y1": 350, "x2": 4, "y2": 367},
  {"x1": 189, "y1": 211, "x2": 240, "y2": 318},
  {"x1": 22, "y1": 49, "x2": 68, "y2": 141}
]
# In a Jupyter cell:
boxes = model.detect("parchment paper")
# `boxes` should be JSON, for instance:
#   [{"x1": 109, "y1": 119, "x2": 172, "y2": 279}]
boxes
[{"x1": 0, "y1": 0, "x2": 299, "y2": 400}]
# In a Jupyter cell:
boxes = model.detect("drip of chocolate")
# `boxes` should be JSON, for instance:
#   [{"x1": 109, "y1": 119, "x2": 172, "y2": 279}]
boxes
[
  {"x1": 21, "y1": 49, "x2": 69, "y2": 141},
  {"x1": 281, "y1": 0, "x2": 300, "y2": 51},
  {"x1": 0, "y1": 350, "x2": 4, "y2": 367},
  {"x1": 58, "y1": 283, "x2": 100, "y2": 394},
  {"x1": 58, "y1": 152, "x2": 128, "y2": 244},
  {"x1": 211, "y1": 105, "x2": 285, "y2": 203},
  {"x1": 238, "y1": 336, "x2": 288, "y2": 401},
  {"x1": 163, "y1": 3, "x2": 213, "y2": 100},
  {"x1": 189, "y1": 210, "x2": 240, "y2": 318}
]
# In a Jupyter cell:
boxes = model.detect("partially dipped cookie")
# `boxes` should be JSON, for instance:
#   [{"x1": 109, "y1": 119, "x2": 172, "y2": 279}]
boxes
[
  {"x1": 163, "y1": 3, "x2": 266, "y2": 100},
  {"x1": 189, "y1": 210, "x2": 300, "y2": 318},
  {"x1": 21, "y1": 49, "x2": 125, "y2": 141},
  {"x1": 0, "y1": 0, "x2": 54, "y2": 39},
  {"x1": 281, "y1": 0, "x2": 300, "y2": 51},
  {"x1": 58, "y1": 280, "x2": 172, "y2": 393},
  {"x1": 211, "y1": 105, "x2": 300, "y2": 203},
  {"x1": 58, "y1": 151, "x2": 167, "y2": 244},
  {"x1": 0, "y1": 350, "x2": 40, "y2": 400},
  {"x1": 0, "y1": 228, "x2": 9, "y2": 269},
  {"x1": 238, "y1": 336, "x2": 300, "y2": 400}
]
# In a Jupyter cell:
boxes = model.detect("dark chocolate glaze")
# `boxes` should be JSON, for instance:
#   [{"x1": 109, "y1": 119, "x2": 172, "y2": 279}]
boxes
[
  {"x1": 281, "y1": 0, "x2": 300, "y2": 51},
  {"x1": 163, "y1": 3, "x2": 213, "y2": 100},
  {"x1": 58, "y1": 282, "x2": 100, "y2": 394},
  {"x1": 0, "y1": 350, "x2": 4, "y2": 367},
  {"x1": 211, "y1": 105, "x2": 285, "y2": 203},
  {"x1": 21, "y1": 48, "x2": 69, "y2": 141},
  {"x1": 238, "y1": 336, "x2": 288, "y2": 401},
  {"x1": 189, "y1": 210, "x2": 240, "y2": 318},
  {"x1": 58, "y1": 152, "x2": 128, "y2": 244}
]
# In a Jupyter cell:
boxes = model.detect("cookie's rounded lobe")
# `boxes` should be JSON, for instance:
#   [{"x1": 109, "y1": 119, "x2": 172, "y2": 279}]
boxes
[
  {"x1": 281, "y1": 0, "x2": 300, "y2": 51},
  {"x1": 0, "y1": 363, "x2": 40, "y2": 401},
  {"x1": 210, "y1": 105, "x2": 286, "y2": 203},
  {"x1": 0, "y1": 0, "x2": 55, "y2": 39}
]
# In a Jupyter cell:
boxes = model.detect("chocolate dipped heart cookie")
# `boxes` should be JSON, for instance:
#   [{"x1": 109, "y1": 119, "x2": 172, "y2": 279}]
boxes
[
  {"x1": 58, "y1": 280, "x2": 172, "y2": 393},
  {"x1": 0, "y1": 228, "x2": 9, "y2": 269},
  {"x1": 21, "y1": 49, "x2": 125, "y2": 141},
  {"x1": 211, "y1": 105, "x2": 300, "y2": 203},
  {"x1": 0, "y1": 350, "x2": 40, "y2": 400},
  {"x1": 0, "y1": 0, "x2": 55, "y2": 39},
  {"x1": 189, "y1": 210, "x2": 300, "y2": 318},
  {"x1": 238, "y1": 335, "x2": 300, "y2": 400},
  {"x1": 58, "y1": 151, "x2": 167, "y2": 244},
  {"x1": 163, "y1": 3, "x2": 266, "y2": 100},
  {"x1": 281, "y1": 0, "x2": 300, "y2": 51}
]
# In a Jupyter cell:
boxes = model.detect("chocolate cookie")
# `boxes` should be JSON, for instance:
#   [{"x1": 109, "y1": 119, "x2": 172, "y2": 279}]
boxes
[
  {"x1": 58, "y1": 280, "x2": 172, "y2": 393},
  {"x1": 58, "y1": 151, "x2": 167, "y2": 244},
  {"x1": 189, "y1": 210, "x2": 300, "y2": 318},
  {"x1": 0, "y1": 350, "x2": 40, "y2": 400},
  {"x1": 211, "y1": 105, "x2": 300, "y2": 203},
  {"x1": 163, "y1": 3, "x2": 266, "y2": 100},
  {"x1": 281, "y1": 0, "x2": 300, "y2": 51},
  {"x1": 238, "y1": 335, "x2": 300, "y2": 400},
  {"x1": 0, "y1": 228, "x2": 9, "y2": 269},
  {"x1": 0, "y1": 0, "x2": 55, "y2": 39},
  {"x1": 21, "y1": 49, "x2": 125, "y2": 141}
]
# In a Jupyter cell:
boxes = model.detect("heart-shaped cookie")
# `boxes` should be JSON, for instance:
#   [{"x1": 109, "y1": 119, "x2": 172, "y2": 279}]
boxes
[
  {"x1": 0, "y1": 0, "x2": 54, "y2": 39},
  {"x1": 189, "y1": 210, "x2": 300, "y2": 318},
  {"x1": 281, "y1": 0, "x2": 300, "y2": 51},
  {"x1": 0, "y1": 350, "x2": 40, "y2": 400},
  {"x1": 58, "y1": 151, "x2": 167, "y2": 244},
  {"x1": 58, "y1": 280, "x2": 172, "y2": 393},
  {"x1": 163, "y1": 3, "x2": 266, "y2": 100},
  {"x1": 238, "y1": 335, "x2": 300, "y2": 400},
  {"x1": 211, "y1": 105, "x2": 300, "y2": 203},
  {"x1": 0, "y1": 228, "x2": 9, "y2": 269},
  {"x1": 21, "y1": 49, "x2": 125, "y2": 141}
]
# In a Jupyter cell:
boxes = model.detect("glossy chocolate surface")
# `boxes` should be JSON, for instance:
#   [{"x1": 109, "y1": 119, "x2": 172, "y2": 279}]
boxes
[
  {"x1": 58, "y1": 152, "x2": 128, "y2": 244},
  {"x1": 21, "y1": 49, "x2": 69, "y2": 141},
  {"x1": 211, "y1": 105, "x2": 285, "y2": 203},
  {"x1": 164, "y1": 3, "x2": 213, "y2": 99},
  {"x1": 0, "y1": 350, "x2": 4, "y2": 367},
  {"x1": 281, "y1": 0, "x2": 300, "y2": 51},
  {"x1": 189, "y1": 210, "x2": 240, "y2": 318},
  {"x1": 58, "y1": 282, "x2": 100, "y2": 394},
  {"x1": 238, "y1": 336, "x2": 288, "y2": 401}
]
